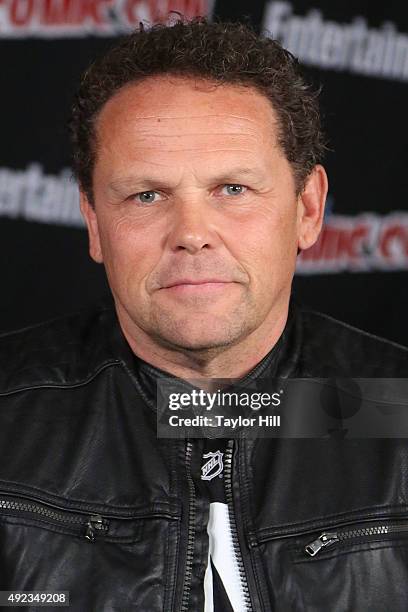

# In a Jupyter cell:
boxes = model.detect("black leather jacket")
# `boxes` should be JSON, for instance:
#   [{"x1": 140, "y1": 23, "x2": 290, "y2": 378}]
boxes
[{"x1": 0, "y1": 300, "x2": 407, "y2": 612}]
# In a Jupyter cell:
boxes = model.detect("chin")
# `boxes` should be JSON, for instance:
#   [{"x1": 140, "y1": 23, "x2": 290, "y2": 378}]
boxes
[
  {"x1": 152, "y1": 316, "x2": 246, "y2": 353},
  {"x1": 165, "y1": 335, "x2": 232, "y2": 353}
]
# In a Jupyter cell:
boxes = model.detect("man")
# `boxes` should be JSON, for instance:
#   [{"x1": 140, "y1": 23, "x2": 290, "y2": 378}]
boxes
[{"x1": 0, "y1": 18, "x2": 407, "y2": 612}]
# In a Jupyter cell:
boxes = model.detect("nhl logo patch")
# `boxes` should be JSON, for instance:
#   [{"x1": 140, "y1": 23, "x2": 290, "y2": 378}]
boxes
[{"x1": 201, "y1": 450, "x2": 224, "y2": 481}]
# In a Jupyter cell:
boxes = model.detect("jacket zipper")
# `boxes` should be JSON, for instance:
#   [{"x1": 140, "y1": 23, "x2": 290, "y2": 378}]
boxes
[
  {"x1": 305, "y1": 521, "x2": 408, "y2": 557},
  {"x1": 0, "y1": 498, "x2": 109, "y2": 541},
  {"x1": 224, "y1": 439, "x2": 252, "y2": 612},
  {"x1": 180, "y1": 440, "x2": 196, "y2": 612}
]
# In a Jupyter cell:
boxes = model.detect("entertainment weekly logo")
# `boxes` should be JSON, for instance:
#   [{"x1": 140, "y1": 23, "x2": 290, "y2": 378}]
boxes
[
  {"x1": 0, "y1": 164, "x2": 407, "y2": 272},
  {"x1": 263, "y1": 1, "x2": 408, "y2": 82},
  {"x1": 0, "y1": 0, "x2": 214, "y2": 38},
  {"x1": 0, "y1": 164, "x2": 84, "y2": 227}
]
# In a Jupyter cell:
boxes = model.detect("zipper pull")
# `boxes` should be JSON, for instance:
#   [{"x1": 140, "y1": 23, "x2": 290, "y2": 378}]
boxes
[
  {"x1": 305, "y1": 531, "x2": 338, "y2": 557},
  {"x1": 85, "y1": 514, "x2": 105, "y2": 542}
]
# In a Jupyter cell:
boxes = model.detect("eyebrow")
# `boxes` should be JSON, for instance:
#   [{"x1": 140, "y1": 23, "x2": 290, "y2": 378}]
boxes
[
  {"x1": 108, "y1": 167, "x2": 264, "y2": 194},
  {"x1": 211, "y1": 167, "x2": 264, "y2": 181}
]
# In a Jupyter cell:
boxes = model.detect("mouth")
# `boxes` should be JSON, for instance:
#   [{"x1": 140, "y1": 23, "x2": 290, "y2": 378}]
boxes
[
  {"x1": 165, "y1": 278, "x2": 229, "y2": 287},
  {"x1": 161, "y1": 279, "x2": 233, "y2": 295}
]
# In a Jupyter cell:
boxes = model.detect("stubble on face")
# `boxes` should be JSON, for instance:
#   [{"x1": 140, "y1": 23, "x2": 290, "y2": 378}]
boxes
[{"x1": 89, "y1": 76, "x2": 300, "y2": 374}]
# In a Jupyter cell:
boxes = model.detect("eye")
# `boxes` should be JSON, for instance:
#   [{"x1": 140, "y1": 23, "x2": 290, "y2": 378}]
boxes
[
  {"x1": 221, "y1": 184, "x2": 248, "y2": 196},
  {"x1": 132, "y1": 190, "x2": 163, "y2": 204}
]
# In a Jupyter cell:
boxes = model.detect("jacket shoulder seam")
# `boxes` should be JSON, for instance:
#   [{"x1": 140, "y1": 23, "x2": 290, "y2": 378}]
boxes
[
  {"x1": 0, "y1": 303, "x2": 113, "y2": 341},
  {"x1": 304, "y1": 309, "x2": 408, "y2": 352},
  {"x1": 0, "y1": 359, "x2": 122, "y2": 397}
]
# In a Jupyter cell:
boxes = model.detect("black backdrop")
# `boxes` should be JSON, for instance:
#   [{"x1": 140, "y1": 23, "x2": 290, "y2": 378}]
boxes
[{"x1": 1, "y1": 0, "x2": 407, "y2": 344}]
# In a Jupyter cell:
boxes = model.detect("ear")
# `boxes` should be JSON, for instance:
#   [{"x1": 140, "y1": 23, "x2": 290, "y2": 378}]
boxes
[
  {"x1": 297, "y1": 165, "x2": 328, "y2": 251},
  {"x1": 80, "y1": 192, "x2": 103, "y2": 263}
]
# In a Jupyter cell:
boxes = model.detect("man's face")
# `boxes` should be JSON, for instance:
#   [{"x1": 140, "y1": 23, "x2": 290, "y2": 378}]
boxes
[{"x1": 82, "y1": 76, "x2": 324, "y2": 352}]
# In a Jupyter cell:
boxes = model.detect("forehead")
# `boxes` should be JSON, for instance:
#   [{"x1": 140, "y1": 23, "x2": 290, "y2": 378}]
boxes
[{"x1": 95, "y1": 75, "x2": 279, "y2": 150}]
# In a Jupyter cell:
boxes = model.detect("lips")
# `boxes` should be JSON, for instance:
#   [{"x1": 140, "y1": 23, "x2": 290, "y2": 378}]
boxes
[
  {"x1": 163, "y1": 278, "x2": 230, "y2": 288},
  {"x1": 159, "y1": 279, "x2": 234, "y2": 297}
]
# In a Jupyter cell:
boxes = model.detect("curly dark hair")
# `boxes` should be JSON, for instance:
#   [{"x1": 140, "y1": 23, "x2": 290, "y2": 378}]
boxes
[{"x1": 70, "y1": 17, "x2": 326, "y2": 204}]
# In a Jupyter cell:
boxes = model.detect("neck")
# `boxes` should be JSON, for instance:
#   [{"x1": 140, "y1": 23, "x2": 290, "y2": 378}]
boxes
[{"x1": 116, "y1": 301, "x2": 290, "y2": 383}]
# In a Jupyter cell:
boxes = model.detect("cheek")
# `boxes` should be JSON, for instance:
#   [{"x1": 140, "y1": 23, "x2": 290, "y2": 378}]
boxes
[
  {"x1": 99, "y1": 216, "x2": 159, "y2": 288},
  {"x1": 102, "y1": 214, "x2": 147, "y2": 255},
  {"x1": 225, "y1": 205, "x2": 298, "y2": 275}
]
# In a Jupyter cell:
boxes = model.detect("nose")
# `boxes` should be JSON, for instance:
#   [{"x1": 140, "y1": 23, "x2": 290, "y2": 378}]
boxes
[{"x1": 166, "y1": 198, "x2": 218, "y2": 254}]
